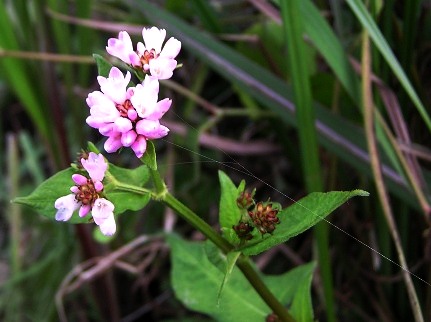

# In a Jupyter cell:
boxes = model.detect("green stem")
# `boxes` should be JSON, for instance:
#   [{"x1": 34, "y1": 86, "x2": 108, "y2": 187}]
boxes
[
  {"x1": 163, "y1": 192, "x2": 232, "y2": 253},
  {"x1": 236, "y1": 256, "x2": 296, "y2": 322},
  {"x1": 150, "y1": 168, "x2": 167, "y2": 197},
  {"x1": 147, "y1": 166, "x2": 295, "y2": 321}
]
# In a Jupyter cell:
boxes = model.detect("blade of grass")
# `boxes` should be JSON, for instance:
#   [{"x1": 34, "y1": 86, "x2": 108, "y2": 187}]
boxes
[
  {"x1": 361, "y1": 30, "x2": 424, "y2": 322},
  {"x1": 190, "y1": 0, "x2": 222, "y2": 33},
  {"x1": 0, "y1": 5, "x2": 50, "y2": 142},
  {"x1": 345, "y1": 0, "x2": 431, "y2": 134},
  {"x1": 280, "y1": 2, "x2": 334, "y2": 322}
]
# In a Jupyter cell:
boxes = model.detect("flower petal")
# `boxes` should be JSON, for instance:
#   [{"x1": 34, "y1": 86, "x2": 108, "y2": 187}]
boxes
[
  {"x1": 104, "y1": 133, "x2": 123, "y2": 153},
  {"x1": 121, "y1": 130, "x2": 138, "y2": 147},
  {"x1": 92, "y1": 198, "x2": 115, "y2": 224},
  {"x1": 160, "y1": 37, "x2": 181, "y2": 59},
  {"x1": 55, "y1": 194, "x2": 80, "y2": 221},
  {"x1": 142, "y1": 27, "x2": 166, "y2": 54},
  {"x1": 72, "y1": 174, "x2": 88, "y2": 186},
  {"x1": 149, "y1": 57, "x2": 176, "y2": 80},
  {"x1": 131, "y1": 135, "x2": 147, "y2": 158},
  {"x1": 106, "y1": 31, "x2": 139, "y2": 65},
  {"x1": 97, "y1": 67, "x2": 131, "y2": 104},
  {"x1": 136, "y1": 119, "x2": 169, "y2": 139},
  {"x1": 98, "y1": 214, "x2": 117, "y2": 236},
  {"x1": 81, "y1": 152, "x2": 108, "y2": 182}
]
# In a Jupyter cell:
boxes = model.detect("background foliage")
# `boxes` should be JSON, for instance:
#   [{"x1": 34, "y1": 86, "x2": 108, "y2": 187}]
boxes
[{"x1": 2, "y1": 0, "x2": 431, "y2": 321}]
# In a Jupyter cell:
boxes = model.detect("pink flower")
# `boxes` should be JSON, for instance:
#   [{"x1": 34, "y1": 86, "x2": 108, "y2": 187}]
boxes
[
  {"x1": 81, "y1": 152, "x2": 108, "y2": 183},
  {"x1": 86, "y1": 68, "x2": 172, "y2": 158},
  {"x1": 106, "y1": 27, "x2": 181, "y2": 80},
  {"x1": 106, "y1": 31, "x2": 140, "y2": 66},
  {"x1": 54, "y1": 153, "x2": 116, "y2": 236},
  {"x1": 92, "y1": 198, "x2": 116, "y2": 236}
]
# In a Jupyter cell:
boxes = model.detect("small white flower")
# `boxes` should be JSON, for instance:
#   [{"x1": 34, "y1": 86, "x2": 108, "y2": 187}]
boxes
[
  {"x1": 92, "y1": 198, "x2": 116, "y2": 236},
  {"x1": 55, "y1": 194, "x2": 80, "y2": 221}
]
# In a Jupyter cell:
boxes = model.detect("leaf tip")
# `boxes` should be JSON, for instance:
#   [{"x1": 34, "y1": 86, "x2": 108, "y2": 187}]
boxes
[{"x1": 353, "y1": 189, "x2": 370, "y2": 197}]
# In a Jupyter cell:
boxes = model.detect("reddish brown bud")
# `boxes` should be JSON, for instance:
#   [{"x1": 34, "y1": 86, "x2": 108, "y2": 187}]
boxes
[
  {"x1": 249, "y1": 202, "x2": 280, "y2": 235},
  {"x1": 233, "y1": 222, "x2": 254, "y2": 240},
  {"x1": 236, "y1": 189, "x2": 255, "y2": 210}
]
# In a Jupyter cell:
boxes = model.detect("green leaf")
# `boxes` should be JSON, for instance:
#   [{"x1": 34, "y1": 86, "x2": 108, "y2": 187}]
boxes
[
  {"x1": 87, "y1": 141, "x2": 100, "y2": 153},
  {"x1": 104, "y1": 163, "x2": 151, "y2": 214},
  {"x1": 167, "y1": 234, "x2": 315, "y2": 321},
  {"x1": 13, "y1": 168, "x2": 90, "y2": 224},
  {"x1": 140, "y1": 140, "x2": 157, "y2": 170},
  {"x1": 300, "y1": 0, "x2": 360, "y2": 102},
  {"x1": 239, "y1": 190, "x2": 369, "y2": 256},
  {"x1": 218, "y1": 171, "x2": 242, "y2": 244},
  {"x1": 217, "y1": 251, "x2": 241, "y2": 303},
  {"x1": 93, "y1": 53, "x2": 113, "y2": 78},
  {"x1": 265, "y1": 262, "x2": 316, "y2": 322}
]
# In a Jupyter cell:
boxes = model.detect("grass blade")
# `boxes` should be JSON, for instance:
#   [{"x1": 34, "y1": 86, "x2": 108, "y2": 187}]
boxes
[{"x1": 345, "y1": 0, "x2": 431, "y2": 133}]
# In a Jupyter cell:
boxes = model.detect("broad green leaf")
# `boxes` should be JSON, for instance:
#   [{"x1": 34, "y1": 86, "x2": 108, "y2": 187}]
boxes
[
  {"x1": 217, "y1": 251, "x2": 241, "y2": 303},
  {"x1": 13, "y1": 168, "x2": 90, "y2": 224},
  {"x1": 93, "y1": 53, "x2": 112, "y2": 78},
  {"x1": 265, "y1": 262, "x2": 315, "y2": 322},
  {"x1": 239, "y1": 190, "x2": 369, "y2": 256},
  {"x1": 167, "y1": 234, "x2": 315, "y2": 321},
  {"x1": 218, "y1": 171, "x2": 242, "y2": 244},
  {"x1": 140, "y1": 140, "x2": 157, "y2": 170},
  {"x1": 104, "y1": 163, "x2": 151, "y2": 214},
  {"x1": 106, "y1": 163, "x2": 150, "y2": 189}
]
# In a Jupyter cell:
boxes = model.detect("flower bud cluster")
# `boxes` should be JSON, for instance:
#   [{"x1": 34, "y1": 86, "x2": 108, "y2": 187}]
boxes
[
  {"x1": 233, "y1": 189, "x2": 281, "y2": 241},
  {"x1": 249, "y1": 202, "x2": 280, "y2": 235},
  {"x1": 54, "y1": 152, "x2": 116, "y2": 236},
  {"x1": 86, "y1": 27, "x2": 181, "y2": 158}
]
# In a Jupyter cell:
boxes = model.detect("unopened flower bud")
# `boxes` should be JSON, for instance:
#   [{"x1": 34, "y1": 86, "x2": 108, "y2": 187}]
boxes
[
  {"x1": 233, "y1": 221, "x2": 254, "y2": 240},
  {"x1": 249, "y1": 202, "x2": 280, "y2": 235},
  {"x1": 236, "y1": 189, "x2": 255, "y2": 210}
]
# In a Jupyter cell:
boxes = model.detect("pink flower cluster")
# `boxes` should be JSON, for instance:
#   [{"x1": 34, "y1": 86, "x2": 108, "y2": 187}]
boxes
[
  {"x1": 106, "y1": 27, "x2": 181, "y2": 80},
  {"x1": 86, "y1": 27, "x2": 181, "y2": 158},
  {"x1": 55, "y1": 153, "x2": 116, "y2": 236}
]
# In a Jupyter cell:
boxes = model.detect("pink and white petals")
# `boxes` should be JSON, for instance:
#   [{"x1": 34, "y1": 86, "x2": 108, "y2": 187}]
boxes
[
  {"x1": 81, "y1": 152, "x2": 108, "y2": 182},
  {"x1": 106, "y1": 31, "x2": 140, "y2": 66},
  {"x1": 108, "y1": 27, "x2": 181, "y2": 79},
  {"x1": 92, "y1": 198, "x2": 116, "y2": 236},
  {"x1": 149, "y1": 57, "x2": 177, "y2": 80},
  {"x1": 97, "y1": 68, "x2": 131, "y2": 104},
  {"x1": 160, "y1": 37, "x2": 182, "y2": 59},
  {"x1": 136, "y1": 119, "x2": 169, "y2": 139},
  {"x1": 55, "y1": 194, "x2": 80, "y2": 221},
  {"x1": 104, "y1": 133, "x2": 124, "y2": 153},
  {"x1": 98, "y1": 213, "x2": 117, "y2": 236},
  {"x1": 131, "y1": 136, "x2": 147, "y2": 158}
]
